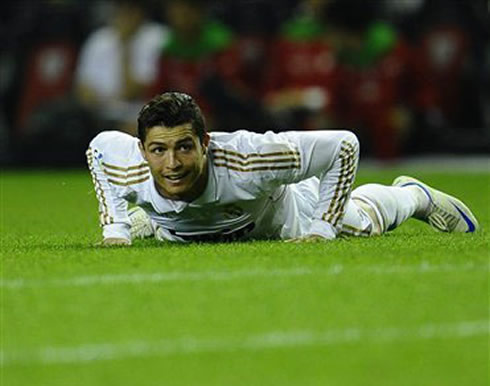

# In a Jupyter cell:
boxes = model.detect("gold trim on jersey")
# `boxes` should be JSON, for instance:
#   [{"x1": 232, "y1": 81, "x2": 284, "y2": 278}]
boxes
[
  {"x1": 102, "y1": 161, "x2": 149, "y2": 172},
  {"x1": 322, "y1": 140, "x2": 358, "y2": 227},
  {"x1": 211, "y1": 148, "x2": 300, "y2": 160},
  {"x1": 107, "y1": 175, "x2": 150, "y2": 186},
  {"x1": 329, "y1": 142, "x2": 357, "y2": 226},
  {"x1": 86, "y1": 148, "x2": 113, "y2": 225},
  {"x1": 326, "y1": 143, "x2": 356, "y2": 226},
  {"x1": 101, "y1": 161, "x2": 150, "y2": 186},
  {"x1": 213, "y1": 163, "x2": 301, "y2": 172},
  {"x1": 211, "y1": 147, "x2": 301, "y2": 172},
  {"x1": 103, "y1": 168, "x2": 149, "y2": 179},
  {"x1": 212, "y1": 155, "x2": 300, "y2": 167}
]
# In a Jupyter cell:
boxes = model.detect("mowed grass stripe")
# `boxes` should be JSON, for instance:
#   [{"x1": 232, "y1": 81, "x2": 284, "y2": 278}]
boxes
[
  {"x1": 2, "y1": 262, "x2": 488, "y2": 290},
  {"x1": 2, "y1": 320, "x2": 487, "y2": 367}
]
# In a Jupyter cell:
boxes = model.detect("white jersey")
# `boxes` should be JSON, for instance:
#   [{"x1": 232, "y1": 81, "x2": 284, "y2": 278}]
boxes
[{"x1": 86, "y1": 129, "x2": 361, "y2": 242}]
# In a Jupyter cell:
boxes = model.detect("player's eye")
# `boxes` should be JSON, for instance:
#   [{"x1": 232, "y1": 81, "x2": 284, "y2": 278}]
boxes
[
  {"x1": 150, "y1": 147, "x2": 165, "y2": 155},
  {"x1": 178, "y1": 143, "x2": 193, "y2": 152}
]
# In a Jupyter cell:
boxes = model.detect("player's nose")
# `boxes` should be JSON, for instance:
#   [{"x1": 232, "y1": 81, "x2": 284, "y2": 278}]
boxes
[{"x1": 165, "y1": 151, "x2": 182, "y2": 169}]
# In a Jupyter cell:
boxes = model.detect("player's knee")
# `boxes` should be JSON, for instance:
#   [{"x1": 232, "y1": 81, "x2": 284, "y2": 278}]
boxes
[
  {"x1": 354, "y1": 184, "x2": 396, "y2": 207},
  {"x1": 352, "y1": 183, "x2": 396, "y2": 233}
]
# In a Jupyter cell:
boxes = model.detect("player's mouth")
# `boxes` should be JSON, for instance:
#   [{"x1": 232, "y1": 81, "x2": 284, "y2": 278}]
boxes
[{"x1": 164, "y1": 172, "x2": 190, "y2": 185}]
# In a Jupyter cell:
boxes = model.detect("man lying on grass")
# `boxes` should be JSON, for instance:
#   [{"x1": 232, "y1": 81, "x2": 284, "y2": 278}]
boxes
[{"x1": 86, "y1": 92, "x2": 479, "y2": 246}]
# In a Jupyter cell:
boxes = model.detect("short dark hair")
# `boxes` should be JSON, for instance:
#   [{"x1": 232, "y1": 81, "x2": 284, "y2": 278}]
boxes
[{"x1": 137, "y1": 92, "x2": 207, "y2": 144}]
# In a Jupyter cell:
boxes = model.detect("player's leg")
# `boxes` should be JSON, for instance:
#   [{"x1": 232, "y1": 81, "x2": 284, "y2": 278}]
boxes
[
  {"x1": 392, "y1": 176, "x2": 479, "y2": 233},
  {"x1": 292, "y1": 177, "x2": 375, "y2": 238},
  {"x1": 341, "y1": 198, "x2": 380, "y2": 236},
  {"x1": 350, "y1": 177, "x2": 479, "y2": 234},
  {"x1": 349, "y1": 183, "x2": 421, "y2": 234}
]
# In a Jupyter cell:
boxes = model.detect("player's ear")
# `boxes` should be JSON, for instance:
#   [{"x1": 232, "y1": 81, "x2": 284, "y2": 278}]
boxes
[
  {"x1": 138, "y1": 141, "x2": 147, "y2": 160},
  {"x1": 202, "y1": 132, "x2": 210, "y2": 149}
]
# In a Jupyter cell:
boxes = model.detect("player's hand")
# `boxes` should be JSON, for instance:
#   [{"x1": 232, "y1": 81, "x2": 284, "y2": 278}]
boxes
[
  {"x1": 95, "y1": 238, "x2": 131, "y2": 247},
  {"x1": 284, "y1": 234, "x2": 330, "y2": 243}
]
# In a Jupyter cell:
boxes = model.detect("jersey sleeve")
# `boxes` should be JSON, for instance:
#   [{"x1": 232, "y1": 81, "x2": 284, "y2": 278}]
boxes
[
  {"x1": 275, "y1": 130, "x2": 360, "y2": 239},
  {"x1": 86, "y1": 131, "x2": 144, "y2": 241}
]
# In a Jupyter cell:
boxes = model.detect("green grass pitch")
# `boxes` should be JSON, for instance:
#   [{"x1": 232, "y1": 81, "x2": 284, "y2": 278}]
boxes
[{"x1": 1, "y1": 168, "x2": 488, "y2": 386}]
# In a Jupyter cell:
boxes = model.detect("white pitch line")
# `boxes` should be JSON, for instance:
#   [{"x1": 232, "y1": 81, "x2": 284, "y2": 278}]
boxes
[
  {"x1": 1, "y1": 320, "x2": 487, "y2": 367},
  {"x1": 1, "y1": 262, "x2": 488, "y2": 290}
]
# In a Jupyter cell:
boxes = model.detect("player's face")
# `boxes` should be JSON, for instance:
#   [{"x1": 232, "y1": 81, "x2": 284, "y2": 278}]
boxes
[{"x1": 140, "y1": 124, "x2": 209, "y2": 202}]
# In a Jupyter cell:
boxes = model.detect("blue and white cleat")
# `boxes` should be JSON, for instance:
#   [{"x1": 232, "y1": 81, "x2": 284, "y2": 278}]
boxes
[
  {"x1": 128, "y1": 206, "x2": 154, "y2": 239},
  {"x1": 393, "y1": 176, "x2": 479, "y2": 233}
]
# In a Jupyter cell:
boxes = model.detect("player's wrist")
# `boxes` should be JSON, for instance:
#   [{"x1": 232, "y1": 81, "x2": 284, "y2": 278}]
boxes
[
  {"x1": 308, "y1": 220, "x2": 337, "y2": 240},
  {"x1": 97, "y1": 237, "x2": 131, "y2": 247},
  {"x1": 102, "y1": 223, "x2": 131, "y2": 241}
]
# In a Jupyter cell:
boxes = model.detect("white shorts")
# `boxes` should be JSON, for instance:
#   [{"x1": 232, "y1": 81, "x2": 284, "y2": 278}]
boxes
[{"x1": 287, "y1": 177, "x2": 377, "y2": 238}]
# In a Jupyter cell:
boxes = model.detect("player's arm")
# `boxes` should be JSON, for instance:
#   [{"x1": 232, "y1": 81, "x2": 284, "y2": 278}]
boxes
[
  {"x1": 86, "y1": 131, "x2": 133, "y2": 246},
  {"x1": 281, "y1": 130, "x2": 360, "y2": 240}
]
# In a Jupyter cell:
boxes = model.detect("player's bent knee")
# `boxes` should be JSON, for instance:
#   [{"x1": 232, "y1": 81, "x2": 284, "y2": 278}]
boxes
[{"x1": 352, "y1": 184, "x2": 397, "y2": 233}]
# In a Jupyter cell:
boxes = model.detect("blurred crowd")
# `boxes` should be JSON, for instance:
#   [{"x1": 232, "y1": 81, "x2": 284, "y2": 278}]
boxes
[{"x1": 1, "y1": 0, "x2": 489, "y2": 166}]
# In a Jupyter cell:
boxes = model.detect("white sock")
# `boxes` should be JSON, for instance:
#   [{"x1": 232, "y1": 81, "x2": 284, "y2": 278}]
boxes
[
  {"x1": 352, "y1": 183, "x2": 425, "y2": 233},
  {"x1": 402, "y1": 185, "x2": 431, "y2": 218}
]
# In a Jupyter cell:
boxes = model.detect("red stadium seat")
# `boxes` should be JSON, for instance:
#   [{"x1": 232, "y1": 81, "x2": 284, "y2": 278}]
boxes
[{"x1": 15, "y1": 41, "x2": 78, "y2": 135}]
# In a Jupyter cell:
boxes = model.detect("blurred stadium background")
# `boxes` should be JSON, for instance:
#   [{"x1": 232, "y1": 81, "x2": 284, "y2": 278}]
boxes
[{"x1": 0, "y1": 0, "x2": 489, "y2": 167}]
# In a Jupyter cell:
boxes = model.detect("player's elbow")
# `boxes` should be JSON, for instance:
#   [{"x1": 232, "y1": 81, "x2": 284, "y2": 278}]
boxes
[
  {"x1": 89, "y1": 131, "x2": 116, "y2": 148},
  {"x1": 88, "y1": 130, "x2": 131, "y2": 152},
  {"x1": 338, "y1": 130, "x2": 360, "y2": 160},
  {"x1": 340, "y1": 130, "x2": 359, "y2": 149},
  {"x1": 343, "y1": 130, "x2": 359, "y2": 146}
]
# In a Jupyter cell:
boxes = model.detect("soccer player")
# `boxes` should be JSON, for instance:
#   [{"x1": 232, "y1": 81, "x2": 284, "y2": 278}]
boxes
[{"x1": 86, "y1": 92, "x2": 479, "y2": 246}]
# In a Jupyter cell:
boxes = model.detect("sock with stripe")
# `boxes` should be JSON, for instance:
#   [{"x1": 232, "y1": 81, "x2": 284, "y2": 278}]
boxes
[{"x1": 352, "y1": 183, "x2": 428, "y2": 233}]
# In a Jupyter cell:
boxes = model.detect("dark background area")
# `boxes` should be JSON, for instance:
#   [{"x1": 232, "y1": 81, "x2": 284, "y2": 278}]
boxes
[{"x1": 0, "y1": 0, "x2": 488, "y2": 167}]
